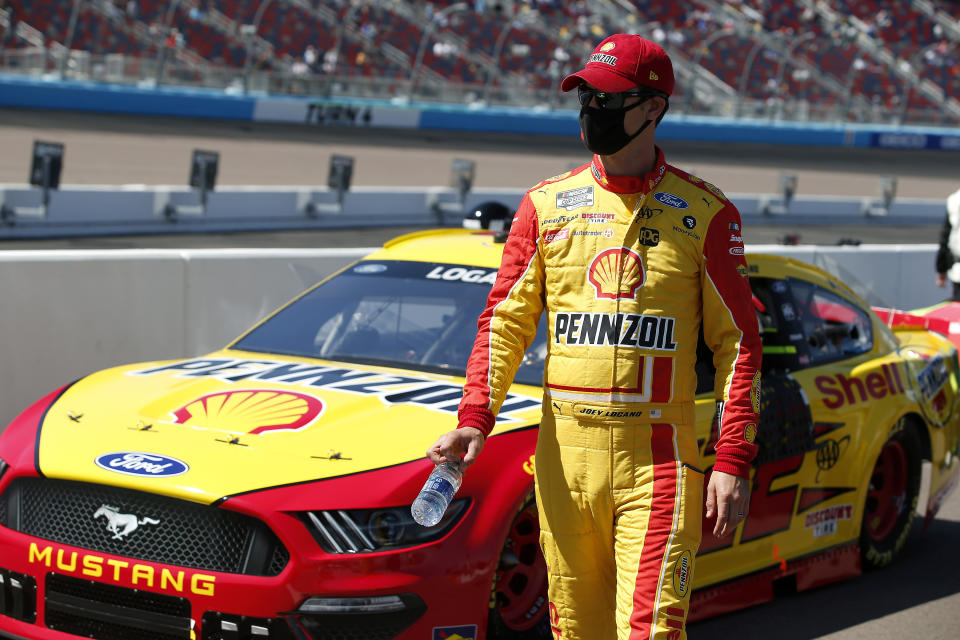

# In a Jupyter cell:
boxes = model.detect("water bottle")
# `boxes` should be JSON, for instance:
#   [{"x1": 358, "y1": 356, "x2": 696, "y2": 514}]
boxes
[{"x1": 411, "y1": 461, "x2": 463, "y2": 527}]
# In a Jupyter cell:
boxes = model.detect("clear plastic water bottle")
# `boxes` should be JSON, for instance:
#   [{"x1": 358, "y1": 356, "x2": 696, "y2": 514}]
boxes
[{"x1": 411, "y1": 461, "x2": 463, "y2": 527}]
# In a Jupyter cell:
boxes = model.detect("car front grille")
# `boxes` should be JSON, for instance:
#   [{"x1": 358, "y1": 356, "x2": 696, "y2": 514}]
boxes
[
  {"x1": 45, "y1": 573, "x2": 191, "y2": 640},
  {"x1": 0, "y1": 478, "x2": 288, "y2": 576}
]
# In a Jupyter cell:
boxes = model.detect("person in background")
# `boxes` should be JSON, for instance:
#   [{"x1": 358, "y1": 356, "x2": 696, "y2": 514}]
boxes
[
  {"x1": 935, "y1": 187, "x2": 960, "y2": 301},
  {"x1": 427, "y1": 33, "x2": 761, "y2": 640}
]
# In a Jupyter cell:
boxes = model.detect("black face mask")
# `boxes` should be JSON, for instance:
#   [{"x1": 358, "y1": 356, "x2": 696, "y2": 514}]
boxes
[{"x1": 579, "y1": 100, "x2": 653, "y2": 156}]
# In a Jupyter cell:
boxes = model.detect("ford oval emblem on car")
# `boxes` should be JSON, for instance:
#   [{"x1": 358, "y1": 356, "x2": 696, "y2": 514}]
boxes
[
  {"x1": 353, "y1": 263, "x2": 387, "y2": 274},
  {"x1": 95, "y1": 452, "x2": 189, "y2": 477},
  {"x1": 653, "y1": 192, "x2": 689, "y2": 209}
]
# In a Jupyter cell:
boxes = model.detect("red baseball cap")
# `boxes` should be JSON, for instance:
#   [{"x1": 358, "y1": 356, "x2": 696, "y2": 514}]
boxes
[{"x1": 561, "y1": 34, "x2": 675, "y2": 96}]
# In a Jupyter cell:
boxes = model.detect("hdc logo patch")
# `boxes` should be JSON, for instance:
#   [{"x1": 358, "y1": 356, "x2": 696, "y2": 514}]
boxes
[{"x1": 433, "y1": 625, "x2": 477, "y2": 640}]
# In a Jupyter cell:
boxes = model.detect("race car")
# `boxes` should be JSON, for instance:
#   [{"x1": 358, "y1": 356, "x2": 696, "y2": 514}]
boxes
[{"x1": 0, "y1": 228, "x2": 957, "y2": 640}]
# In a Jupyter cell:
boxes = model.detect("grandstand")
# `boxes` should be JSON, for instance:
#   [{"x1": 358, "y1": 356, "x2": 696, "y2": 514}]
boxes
[{"x1": 1, "y1": 0, "x2": 958, "y2": 124}]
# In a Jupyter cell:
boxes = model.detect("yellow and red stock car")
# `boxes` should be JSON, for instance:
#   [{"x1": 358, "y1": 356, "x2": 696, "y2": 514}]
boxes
[{"x1": 0, "y1": 229, "x2": 957, "y2": 640}]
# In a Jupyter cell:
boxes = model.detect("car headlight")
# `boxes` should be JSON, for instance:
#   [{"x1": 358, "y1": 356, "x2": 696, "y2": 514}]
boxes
[{"x1": 300, "y1": 498, "x2": 469, "y2": 553}]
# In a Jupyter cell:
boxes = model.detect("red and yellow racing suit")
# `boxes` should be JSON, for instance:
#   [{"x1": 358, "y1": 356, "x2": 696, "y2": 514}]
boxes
[{"x1": 459, "y1": 148, "x2": 761, "y2": 640}]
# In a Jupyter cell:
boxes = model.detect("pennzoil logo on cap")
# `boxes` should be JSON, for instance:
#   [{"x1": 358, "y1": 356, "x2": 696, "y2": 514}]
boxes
[
  {"x1": 588, "y1": 247, "x2": 645, "y2": 300},
  {"x1": 172, "y1": 389, "x2": 325, "y2": 435},
  {"x1": 590, "y1": 44, "x2": 617, "y2": 66}
]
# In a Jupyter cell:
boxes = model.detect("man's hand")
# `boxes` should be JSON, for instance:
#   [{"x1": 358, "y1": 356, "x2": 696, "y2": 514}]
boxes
[
  {"x1": 427, "y1": 427, "x2": 485, "y2": 471},
  {"x1": 705, "y1": 470, "x2": 750, "y2": 538},
  {"x1": 937, "y1": 272, "x2": 947, "y2": 287}
]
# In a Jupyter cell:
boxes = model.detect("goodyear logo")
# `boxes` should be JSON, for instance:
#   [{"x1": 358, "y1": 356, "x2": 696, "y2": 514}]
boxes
[
  {"x1": 172, "y1": 389, "x2": 324, "y2": 435},
  {"x1": 588, "y1": 247, "x2": 644, "y2": 300},
  {"x1": 554, "y1": 312, "x2": 677, "y2": 350},
  {"x1": 29, "y1": 542, "x2": 215, "y2": 597}
]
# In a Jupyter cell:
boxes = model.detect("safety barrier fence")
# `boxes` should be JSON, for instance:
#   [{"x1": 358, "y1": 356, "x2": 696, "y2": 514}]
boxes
[{"x1": 0, "y1": 244, "x2": 942, "y2": 430}]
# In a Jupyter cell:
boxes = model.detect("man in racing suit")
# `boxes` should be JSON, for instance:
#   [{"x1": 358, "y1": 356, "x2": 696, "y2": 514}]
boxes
[{"x1": 428, "y1": 34, "x2": 761, "y2": 640}]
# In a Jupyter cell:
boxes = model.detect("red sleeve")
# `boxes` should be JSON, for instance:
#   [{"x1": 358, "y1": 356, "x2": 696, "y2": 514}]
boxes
[
  {"x1": 701, "y1": 204, "x2": 762, "y2": 477},
  {"x1": 458, "y1": 195, "x2": 544, "y2": 436}
]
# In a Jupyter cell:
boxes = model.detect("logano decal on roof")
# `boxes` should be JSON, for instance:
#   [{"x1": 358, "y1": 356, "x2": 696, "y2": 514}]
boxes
[
  {"x1": 130, "y1": 359, "x2": 540, "y2": 424},
  {"x1": 95, "y1": 452, "x2": 189, "y2": 477},
  {"x1": 171, "y1": 389, "x2": 325, "y2": 435}
]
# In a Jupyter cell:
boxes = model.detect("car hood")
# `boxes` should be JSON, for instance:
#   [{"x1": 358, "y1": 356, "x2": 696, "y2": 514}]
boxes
[{"x1": 35, "y1": 350, "x2": 542, "y2": 504}]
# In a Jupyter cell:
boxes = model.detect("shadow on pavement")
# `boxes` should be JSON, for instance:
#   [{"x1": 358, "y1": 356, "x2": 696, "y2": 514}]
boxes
[{"x1": 689, "y1": 517, "x2": 960, "y2": 639}]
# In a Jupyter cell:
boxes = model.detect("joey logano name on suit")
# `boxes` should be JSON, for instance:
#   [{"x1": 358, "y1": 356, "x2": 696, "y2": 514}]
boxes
[
  {"x1": 554, "y1": 313, "x2": 677, "y2": 350},
  {"x1": 28, "y1": 542, "x2": 216, "y2": 597}
]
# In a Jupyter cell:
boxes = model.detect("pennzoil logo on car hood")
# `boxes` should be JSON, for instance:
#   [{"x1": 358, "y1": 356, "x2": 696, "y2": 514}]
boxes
[{"x1": 33, "y1": 352, "x2": 541, "y2": 503}]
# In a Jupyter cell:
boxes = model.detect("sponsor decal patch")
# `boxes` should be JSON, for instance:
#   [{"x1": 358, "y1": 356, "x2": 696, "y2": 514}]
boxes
[
  {"x1": 728, "y1": 222, "x2": 740, "y2": 231},
  {"x1": 729, "y1": 247, "x2": 745, "y2": 255},
  {"x1": 426, "y1": 266, "x2": 498, "y2": 284},
  {"x1": 751, "y1": 371, "x2": 762, "y2": 413},
  {"x1": 737, "y1": 264, "x2": 749, "y2": 278},
  {"x1": 638, "y1": 227, "x2": 660, "y2": 247},
  {"x1": 682, "y1": 215, "x2": 697, "y2": 229},
  {"x1": 542, "y1": 228, "x2": 570, "y2": 244},
  {"x1": 744, "y1": 423, "x2": 757, "y2": 443},
  {"x1": 917, "y1": 354, "x2": 949, "y2": 402},
  {"x1": 815, "y1": 435, "x2": 850, "y2": 481},
  {"x1": 581, "y1": 212, "x2": 615, "y2": 223},
  {"x1": 703, "y1": 182, "x2": 726, "y2": 199},
  {"x1": 433, "y1": 625, "x2": 478, "y2": 640},
  {"x1": 554, "y1": 312, "x2": 677, "y2": 350},
  {"x1": 588, "y1": 247, "x2": 644, "y2": 299},
  {"x1": 636, "y1": 205, "x2": 663, "y2": 219},
  {"x1": 171, "y1": 389, "x2": 324, "y2": 435},
  {"x1": 815, "y1": 364, "x2": 905, "y2": 409},
  {"x1": 352, "y1": 263, "x2": 386, "y2": 274},
  {"x1": 672, "y1": 225, "x2": 701, "y2": 241},
  {"x1": 556, "y1": 186, "x2": 594, "y2": 210},
  {"x1": 29, "y1": 542, "x2": 215, "y2": 596},
  {"x1": 673, "y1": 550, "x2": 692, "y2": 597},
  {"x1": 804, "y1": 504, "x2": 853, "y2": 538},
  {"x1": 133, "y1": 359, "x2": 540, "y2": 424},
  {"x1": 653, "y1": 192, "x2": 690, "y2": 209},
  {"x1": 589, "y1": 52, "x2": 617, "y2": 65},
  {"x1": 542, "y1": 214, "x2": 577, "y2": 225},
  {"x1": 95, "y1": 452, "x2": 188, "y2": 478}
]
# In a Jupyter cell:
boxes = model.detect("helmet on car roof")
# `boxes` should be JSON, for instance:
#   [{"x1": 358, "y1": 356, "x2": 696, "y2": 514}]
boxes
[{"x1": 463, "y1": 201, "x2": 513, "y2": 232}]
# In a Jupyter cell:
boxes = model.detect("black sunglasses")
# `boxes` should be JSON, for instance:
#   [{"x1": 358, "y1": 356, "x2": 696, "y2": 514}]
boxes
[{"x1": 577, "y1": 86, "x2": 661, "y2": 110}]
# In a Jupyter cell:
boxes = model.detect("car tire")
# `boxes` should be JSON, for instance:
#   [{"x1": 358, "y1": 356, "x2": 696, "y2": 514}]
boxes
[
  {"x1": 860, "y1": 419, "x2": 922, "y2": 569},
  {"x1": 488, "y1": 498, "x2": 551, "y2": 639}
]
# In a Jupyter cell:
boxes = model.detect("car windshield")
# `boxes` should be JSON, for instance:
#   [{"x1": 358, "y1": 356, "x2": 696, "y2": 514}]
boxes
[{"x1": 232, "y1": 259, "x2": 548, "y2": 386}]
